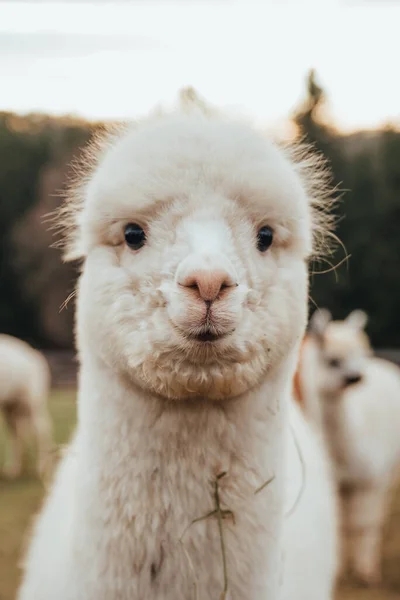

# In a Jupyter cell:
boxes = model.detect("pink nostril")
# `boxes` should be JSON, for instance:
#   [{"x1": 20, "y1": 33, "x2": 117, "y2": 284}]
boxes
[{"x1": 180, "y1": 270, "x2": 236, "y2": 302}]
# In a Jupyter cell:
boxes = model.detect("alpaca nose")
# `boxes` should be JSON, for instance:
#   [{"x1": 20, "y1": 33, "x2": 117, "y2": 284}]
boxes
[
  {"x1": 180, "y1": 269, "x2": 237, "y2": 303},
  {"x1": 345, "y1": 373, "x2": 362, "y2": 387}
]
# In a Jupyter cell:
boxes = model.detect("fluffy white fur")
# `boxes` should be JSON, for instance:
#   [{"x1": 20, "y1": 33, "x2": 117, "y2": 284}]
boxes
[
  {"x1": 18, "y1": 91, "x2": 337, "y2": 600},
  {"x1": 297, "y1": 309, "x2": 400, "y2": 584},
  {"x1": 0, "y1": 334, "x2": 53, "y2": 479}
]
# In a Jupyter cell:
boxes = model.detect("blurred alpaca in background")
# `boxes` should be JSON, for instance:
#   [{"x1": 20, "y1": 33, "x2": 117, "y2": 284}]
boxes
[
  {"x1": 295, "y1": 309, "x2": 400, "y2": 585},
  {"x1": 0, "y1": 334, "x2": 53, "y2": 480}
]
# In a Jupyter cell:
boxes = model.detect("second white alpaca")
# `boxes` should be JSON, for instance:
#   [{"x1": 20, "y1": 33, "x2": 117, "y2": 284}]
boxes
[
  {"x1": 0, "y1": 334, "x2": 53, "y2": 478},
  {"x1": 297, "y1": 309, "x2": 400, "y2": 584},
  {"x1": 18, "y1": 93, "x2": 337, "y2": 600}
]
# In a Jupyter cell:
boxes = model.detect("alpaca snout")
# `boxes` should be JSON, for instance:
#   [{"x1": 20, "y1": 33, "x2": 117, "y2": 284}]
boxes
[
  {"x1": 175, "y1": 253, "x2": 239, "y2": 306},
  {"x1": 168, "y1": 257, "x2": 241, "y2": 343},
  {"x1": 179, "y1": 269, "x2": 237, "y2": 304}
]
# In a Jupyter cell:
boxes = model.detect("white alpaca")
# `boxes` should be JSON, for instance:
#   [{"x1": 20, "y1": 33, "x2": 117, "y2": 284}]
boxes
[
  {"x1": 297, "y1": 309, "x2": 400, "y2": 584},
  {"x1": 18, "y1": 92, "x2": 337, "y2": 600},
  {"x1": 0, "y1": 334, "x2": 53, "y2": 479}
]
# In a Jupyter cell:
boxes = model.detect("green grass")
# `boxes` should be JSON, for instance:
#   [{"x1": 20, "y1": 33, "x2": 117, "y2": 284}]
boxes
[{"x1": 1, "y1": 389, "x2": 400, "y2": 600}]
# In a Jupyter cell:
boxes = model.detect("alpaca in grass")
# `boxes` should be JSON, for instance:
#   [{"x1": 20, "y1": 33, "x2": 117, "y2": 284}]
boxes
[
  {"x1": 18, "y1": 91, "x2": 338, "y2": 600},
  {"x1": 0, "y1": 334, "x2": 53, "y2": 479},
  {"x1": 296, "y1": 309, "x2": 400, "y2": 585}
]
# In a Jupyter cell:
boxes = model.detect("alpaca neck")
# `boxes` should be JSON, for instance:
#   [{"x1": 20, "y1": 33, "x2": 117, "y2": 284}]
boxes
[
  {"x1": 320, "y1": 392, "x2": 349, "y2": 470},
  {"x1": 73, "y1": 352, "x2": 295, "y2": 598},
  {"x1": 77, "y1": 352, "x2": 292, "y2": 479}
]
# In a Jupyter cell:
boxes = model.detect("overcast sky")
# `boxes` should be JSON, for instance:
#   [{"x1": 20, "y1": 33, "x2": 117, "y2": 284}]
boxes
[{"x1": 0, "y1": 0, "x2": 399, "y2": 132}]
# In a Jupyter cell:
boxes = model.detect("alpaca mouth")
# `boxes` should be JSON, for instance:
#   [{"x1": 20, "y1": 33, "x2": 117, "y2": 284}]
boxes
[
  {"x1": 171, "y1": 319, "x2": 235, "y2": 344},
  {"x1": 187, "y1": 327, "x2": 233, "y2": 343},
  {"x1": 192, "y1": 331, "x2": 223, "y2": 342}
]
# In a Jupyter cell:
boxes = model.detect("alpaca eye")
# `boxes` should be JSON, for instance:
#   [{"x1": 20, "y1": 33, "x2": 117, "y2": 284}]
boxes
[
  {"x1": 328, "y1": 358, "x2": 341, "y2": 368},
  {"x1": 124, "y1": 223, "x2": 146, "y2": 250},
  {"x1": 257, "y1": 226, "x2": 274, "y2": 252}
]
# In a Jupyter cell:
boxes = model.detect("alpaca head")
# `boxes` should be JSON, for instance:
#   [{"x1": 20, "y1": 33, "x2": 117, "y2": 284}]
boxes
[
  {"x1": 308, "y1": 308, "x2": 372, "y2": 397},
  {"x1": 62, "y1": 92, "x2": 332, "y2": 401}
]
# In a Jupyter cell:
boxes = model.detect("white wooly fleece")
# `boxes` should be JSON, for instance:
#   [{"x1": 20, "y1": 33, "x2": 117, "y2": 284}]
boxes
[
  {"x1": 19, "y1": 91, "x2": 337, "y2": 600},
  {"x1": 0, "y1": 334, "x2": 52, "y2": 478},
  {"x1": 298, "y1": 311, "x2": 400, "y2": 583}
]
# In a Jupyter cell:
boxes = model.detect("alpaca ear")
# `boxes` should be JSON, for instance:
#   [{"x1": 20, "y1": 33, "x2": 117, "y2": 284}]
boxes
[
  {"x1": 345, "y1": 310, "x2": 368, "y2": 331},
  {"x1": 308, "y1": 308, "x2": 332, "y2": 342},
  {"x1": 179, "y1": 86, "x2": 214, "y2": 116},
  {"x1": 63, "y1": 238, "x2": 85, "y2": 263},
  {"x1": 58, "y1": 201, "x2": 87, "y2": 263}
]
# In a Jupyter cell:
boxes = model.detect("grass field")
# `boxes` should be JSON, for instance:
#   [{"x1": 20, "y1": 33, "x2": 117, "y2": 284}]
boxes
[{"x1": 1, "y1": 389, "x2": 400, "y2": 600}]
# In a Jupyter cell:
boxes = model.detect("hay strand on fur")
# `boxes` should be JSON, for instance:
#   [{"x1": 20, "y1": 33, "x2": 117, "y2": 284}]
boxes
[
  {"x1": 285, "y1": 424, "x2": 306, "y2": 518},
  {"x1": 214, "y1": 472, "x2": 230, "y2": 600},
  {"x1": 254, "y1": 475, "x2": 275, "y2": 495},
  {"x1": 179, "y1": 471, "x2": 234, "y2": 600}
]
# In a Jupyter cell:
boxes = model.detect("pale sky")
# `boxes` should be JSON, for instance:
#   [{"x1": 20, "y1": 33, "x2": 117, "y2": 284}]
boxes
[{"x1": 0, "y1": 0, "x2": 399, "y2": 133}]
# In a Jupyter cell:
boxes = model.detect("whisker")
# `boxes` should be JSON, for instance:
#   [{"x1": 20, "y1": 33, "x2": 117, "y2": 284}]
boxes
[
  {"x1": 310, "y1": 253, "x2": 351, "y2": 279},
  {"x1": 60, "y1": 290, "x2": 76, "y2": 313}
]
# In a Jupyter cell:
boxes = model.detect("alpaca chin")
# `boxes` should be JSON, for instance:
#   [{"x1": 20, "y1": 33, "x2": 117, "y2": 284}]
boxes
[{"x1": 131, "y1": 346, "x2": 271, "y2": 401}]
